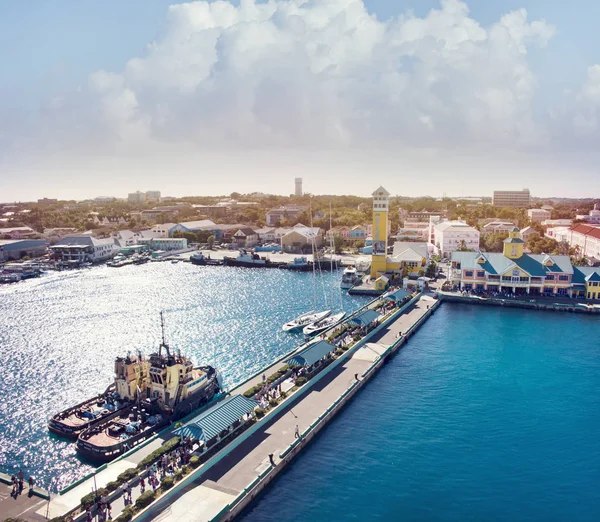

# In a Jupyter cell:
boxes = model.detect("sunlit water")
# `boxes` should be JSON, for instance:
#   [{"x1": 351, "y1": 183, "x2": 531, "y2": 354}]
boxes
[
  {"x1": 239, "y1": 304, "x2": 600, "y2": 522},
  {"x1": 0, "y1": 263, "x2": 368, "y2": 492}
]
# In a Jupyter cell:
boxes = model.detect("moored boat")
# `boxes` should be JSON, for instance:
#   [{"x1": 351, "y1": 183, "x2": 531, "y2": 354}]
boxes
[
  {"x1": 303, "y1": 311, "x2": 347, "y2": 337},
  {"x1": 48, "y1": 353, "x2": 147, "y2": 439},
  {"x1": 284, "y1": 256, "x2": 312, "y2": 271},
  {"x1": 223, "y1": 250, "x2": 284, "y2": 268},
  {"x1": 340, "y1": 266, "x2": 359, "y2": 289},
  {"x1": 282, "y1": 310, "x2": 331, "y2": 332},
  {"x1": 75, "y1": 313, "x2": 221, "y2": 463}
]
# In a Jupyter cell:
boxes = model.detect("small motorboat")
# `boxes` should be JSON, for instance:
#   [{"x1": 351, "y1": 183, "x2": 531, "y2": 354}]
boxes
[
  {"x1": 282, "y1": 310, "x2": 331, "y2": 332},
  {"x1": 303, "y1": 311, "x2": 346, "y2": 337}
]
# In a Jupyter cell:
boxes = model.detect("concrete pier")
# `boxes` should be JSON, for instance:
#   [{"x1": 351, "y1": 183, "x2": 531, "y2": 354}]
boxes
[{"x1": 132, "y1": 295, "x2": 439, "y2": 522}]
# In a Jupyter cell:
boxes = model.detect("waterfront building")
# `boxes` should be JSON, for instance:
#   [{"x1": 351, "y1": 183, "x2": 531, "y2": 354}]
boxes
[
  {"x1": 325, "y1": 226, "x2": 351, "y2": 241},
  {"x1": 137, "y1": 237, "x2": 188, "y2": 251},
  {"x1": 370, "y1": 186, "x2": 391, "y2": 278},
  {"x1": 430, "y1": 220, "x2": 480, "y2": 258},
  {"x1": 281, "y1": 224, "x2": 323, "y2": 253},
  {"x1": 448, "y1": 227, "x2": 600, "y2": 297},
  {"x1": 169, "y1": 220, "x2": 217, "y2": 236},
  {"x1": 0, "y1": 239, "x2": 47, "y2": 261},
  {"x1": 254, "y1": 227, "x2": 290, "y2": 243},
  {"x1": 295, "y1": 177, "x2": 303, "y2": 197},
  {"x1": 390, "y1": 242, "x2": 428, "y2": 276},
  {"x1": 232, "y1": 228, "x2": 259, "y2": 248},
  {"x1": 493, "y1": 189, "x2": 531, "y2": 208},
  {"x1": 49, "y1": 236, "x2": 119, "y2": 263},
  {"x1": 0, "y1": 226, "x2": 38, "y2": 239},
  {"x1": 349, "y1": 225, "x2": 368, "y2": 240},
  {"x1": 127, "y1": 191, "x2": 147, "y2": 204},
  {"x1": 266, "y1": 205, "x2": 307, "y2": 226},
  {"x1": 527, "y1": 208, "x2": 551, "y2": 223}
]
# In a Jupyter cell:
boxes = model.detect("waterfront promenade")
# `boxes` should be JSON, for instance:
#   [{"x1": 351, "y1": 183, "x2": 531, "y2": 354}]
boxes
[
  {"x1": 37, "y1": 293, "x2": 436, "y2": 522},
  {"x1": 129, "y1": 295, "x2": 436, "y2": 522}
]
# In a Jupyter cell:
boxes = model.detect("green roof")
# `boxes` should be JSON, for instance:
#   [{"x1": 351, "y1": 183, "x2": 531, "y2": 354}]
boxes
[
  {"x1": 504, "y1": 237, "x2": 524, "y2": 244},
  {"x1": 383, "y1": 289, "x2": 410, "y2": 302},
  {"x1": 287, "y1": 340, "x2": 336, "y2": 367},
  {"x1": 351, "y1": 309, "x2": 381, "y2": 326},
  {"x1": 173, "y1": 395, "x2": 257, "y2": 442},
  {"x1": 452, "y1": 252, "x2": 573, "y2": 277}
]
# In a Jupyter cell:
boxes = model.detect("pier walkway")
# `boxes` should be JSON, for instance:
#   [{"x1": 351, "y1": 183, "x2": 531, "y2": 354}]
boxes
[
  {"x1": 129, "y1": 295, "x2": 436, "y2": 522},
  {"x1": 40, "y1": 294, "x2": 436, "y2": 522}
]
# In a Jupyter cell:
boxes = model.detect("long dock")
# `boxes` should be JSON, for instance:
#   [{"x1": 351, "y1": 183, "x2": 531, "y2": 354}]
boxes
[
  {"x1": 131, "y1": 294, "x2": 439, "y2": 522},
  {"x1": 37, "y1": 292, "x2": 440, "y2": 522}
]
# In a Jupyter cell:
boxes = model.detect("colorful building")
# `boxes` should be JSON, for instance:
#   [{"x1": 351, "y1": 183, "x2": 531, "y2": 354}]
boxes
[{"x1": 450, "y1": 228, "x2": 600, "y2": 299}]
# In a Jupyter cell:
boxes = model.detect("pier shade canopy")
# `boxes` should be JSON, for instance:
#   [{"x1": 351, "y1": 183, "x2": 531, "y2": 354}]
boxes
[
  {"x1": 383, "y1": 289, "x2": 409, "y2": 302},
  {"x1": 350, "y1": 309, "x2": 381, "y2": 327},
  {"x1": 286, "y1": 340, "x2": 336, "y2": 367},
  {"x1": 173, "y1": 394, "x2": 257, "y2": 442}
]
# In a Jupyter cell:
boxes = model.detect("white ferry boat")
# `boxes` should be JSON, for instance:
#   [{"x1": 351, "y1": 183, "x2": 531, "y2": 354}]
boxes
[{"x1": 340, "y1": 266, "x2": 359, "y2": 289}]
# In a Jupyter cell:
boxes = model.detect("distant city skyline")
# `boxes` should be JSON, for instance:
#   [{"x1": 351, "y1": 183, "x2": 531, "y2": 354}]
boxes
[{"x1": 2, "y1": 0, "x2": 600, "y2": 200}]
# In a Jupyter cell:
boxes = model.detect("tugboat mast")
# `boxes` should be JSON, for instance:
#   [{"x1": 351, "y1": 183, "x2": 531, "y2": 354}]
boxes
[{"x1": 159, "y1": 311, "x2": 172, "y2": 359}]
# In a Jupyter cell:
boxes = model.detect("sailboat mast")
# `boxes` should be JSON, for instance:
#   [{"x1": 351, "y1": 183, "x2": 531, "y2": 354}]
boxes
[{"x1": 310, "y1": 198, "x2": 317, "y2": 311}]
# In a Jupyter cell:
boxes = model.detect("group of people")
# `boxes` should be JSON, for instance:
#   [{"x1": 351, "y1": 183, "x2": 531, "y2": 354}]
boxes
[
  {"x1": 84, "y1": 440, "x2": 196, "y2": 522},
  {"x1": 9, "y1": 469, "x2": 34, "y2": 498}
]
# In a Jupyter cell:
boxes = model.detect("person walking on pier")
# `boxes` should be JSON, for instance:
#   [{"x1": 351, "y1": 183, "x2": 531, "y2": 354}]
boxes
[
  {"x1": 28, "y1": 475, "x2": 35, "y2": 493},
  {"x1": 295, "y1": 424, "x2": 300, "y2": 439}
]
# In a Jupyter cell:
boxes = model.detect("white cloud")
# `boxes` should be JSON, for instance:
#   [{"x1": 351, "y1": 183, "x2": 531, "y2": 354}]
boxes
[
  {"x1": 24, "y1": 0, "x2": 557, "y2": 154},
  {"x1": 12, "y1": 0, "x2": 600, "y2": 200}
]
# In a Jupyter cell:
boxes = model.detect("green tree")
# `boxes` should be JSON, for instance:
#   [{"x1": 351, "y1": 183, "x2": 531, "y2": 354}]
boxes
[{"x1": 425, "y1": 260, "x2": 437, "y2": 278}]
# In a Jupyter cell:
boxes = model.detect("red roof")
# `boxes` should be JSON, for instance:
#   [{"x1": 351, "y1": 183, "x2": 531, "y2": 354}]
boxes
[{"x1": 570, "y1": 223, "x2": 600, "y2": 240}]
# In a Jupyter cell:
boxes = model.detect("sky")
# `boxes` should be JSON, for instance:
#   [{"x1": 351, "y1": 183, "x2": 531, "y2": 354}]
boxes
[{"x1": 1, "y1": 0, "x2": 600, "y2": 201}]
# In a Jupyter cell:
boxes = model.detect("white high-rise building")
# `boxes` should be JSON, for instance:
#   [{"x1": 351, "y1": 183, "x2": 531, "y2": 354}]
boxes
[
  {"x1": 128, "y1": 191, "x2": 146, "y2": 204},
  {"x1": 146, "y1": 190, "x2": 161, "y2": 202},
  {"x1": 295, "y1": 178, "x2": 303, "y2": 197}
]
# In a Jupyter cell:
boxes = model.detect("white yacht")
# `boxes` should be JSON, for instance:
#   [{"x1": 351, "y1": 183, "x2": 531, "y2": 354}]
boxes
[
  {"x1": 340, "y1": 266, "x2": 359, "y2": 289},
  {"x1": 303, "y1": 311, "x2": 346, "y2": 337},
  {"x1": 282, "y1": 310, "x2": 331, "y2": 332}
]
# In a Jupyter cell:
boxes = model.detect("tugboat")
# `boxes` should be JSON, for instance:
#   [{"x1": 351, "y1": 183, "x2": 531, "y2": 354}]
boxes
[
  {"x1": 283, "y1": 256, "x2": 312, "y2": 272},
  {"x1": 76, "y1": 313, "x2": 221, "y2": 463},
  {"x1": 48, "y1": 354, "x2": 147, "y2": 440},
  {"x1": 223, "y1": 249, "x2": 284, "y2": 268}
]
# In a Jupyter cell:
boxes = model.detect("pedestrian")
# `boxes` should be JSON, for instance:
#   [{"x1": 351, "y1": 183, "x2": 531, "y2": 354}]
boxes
[
  {"x1": 140, "y1": 476, "x2": 145, "y2": 493},
  {"x1": 107, "y1": 500, "x2": 112, "y2": 521},
  {"x1": 294, "y1": 424, "x2": 300, "y2": 439},
  {"x1": 28, "y1": 475, "x2": 35, "y2": 492},
  {"x1": 85, "y1": 506, "x2": 92, "y2": 522},
  {"x1": 262, "y1": 373, "x2": 266, "y2": 383},
  {"x1": 126, "y1": 483, "x2": 132, "y2": 503}
]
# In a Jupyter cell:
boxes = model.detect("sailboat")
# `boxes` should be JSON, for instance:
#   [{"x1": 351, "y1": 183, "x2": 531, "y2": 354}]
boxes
[
  {"x1": 282, "y1": 199, "x2": 331, "y2": 333},
  {"x1": 304, "y1": 202, "x2": 347, "y2": 336}
]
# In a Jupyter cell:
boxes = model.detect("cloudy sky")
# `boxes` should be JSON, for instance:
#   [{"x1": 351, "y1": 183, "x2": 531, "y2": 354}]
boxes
[{"x1": 1, "y1": 0, "x2": 600, "y2": 201}]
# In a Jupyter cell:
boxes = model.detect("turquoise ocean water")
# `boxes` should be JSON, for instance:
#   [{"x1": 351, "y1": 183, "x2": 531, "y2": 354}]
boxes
[
  {"x1": 0, "y1": 263, "x2": 368, "y2": 492},
  {"x1": 239, "y1": 304, "x2": 600, "y2": 522},
  {"x1": 2, "y1": 264, "x2": 600, "y2": 521}
]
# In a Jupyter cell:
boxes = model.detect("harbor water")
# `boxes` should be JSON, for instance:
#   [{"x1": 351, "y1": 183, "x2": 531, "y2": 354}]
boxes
[
  {"x1": 239, "y1": 304, "x2": 600, "y2": 522},
  {"x1": 0, "y1": 262, "x2": 368, "y2": 492}
]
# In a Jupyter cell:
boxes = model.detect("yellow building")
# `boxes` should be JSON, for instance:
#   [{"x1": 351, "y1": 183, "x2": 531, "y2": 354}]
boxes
[
  {"x1": 369, "y1": 186, "x2": 428, "y2": 284},
  {"x1": 370, "y1": 186, "x2": 391, "y2": 278}
]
